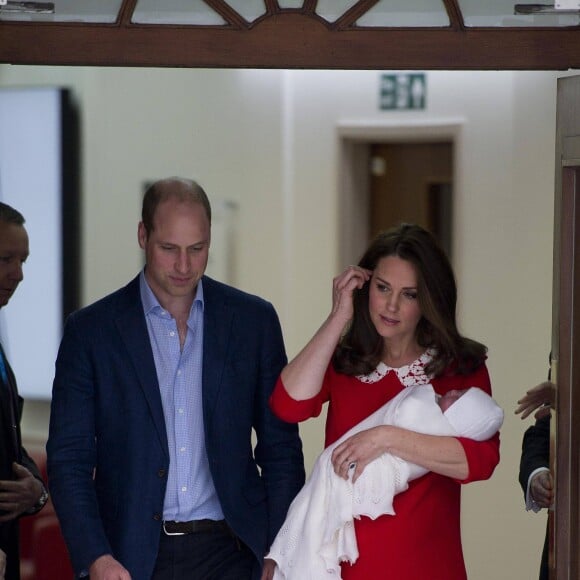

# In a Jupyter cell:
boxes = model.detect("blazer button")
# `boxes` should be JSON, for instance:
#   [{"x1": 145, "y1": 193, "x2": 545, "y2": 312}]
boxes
[
  {"x1": 157, "y1": 469, "x2": 166, "y2": 478},
  {"x1": 153, "y1": 513, "x2": 162, "y2": 521}
]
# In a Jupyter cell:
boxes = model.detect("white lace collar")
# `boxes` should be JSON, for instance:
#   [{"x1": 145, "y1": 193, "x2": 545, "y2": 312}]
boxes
[{"x1": 356, "y1": 348, "x2": 435, "y2": 387}]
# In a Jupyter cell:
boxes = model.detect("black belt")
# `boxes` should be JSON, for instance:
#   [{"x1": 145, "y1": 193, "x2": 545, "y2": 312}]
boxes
[{"x1": 162, "y1": 519, "x2": 229, "y2": 536}]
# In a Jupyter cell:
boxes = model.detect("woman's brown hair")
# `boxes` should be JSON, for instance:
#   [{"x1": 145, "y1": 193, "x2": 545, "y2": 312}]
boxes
[{"x1": 333, "y1": 223, "x2": 486, "y2": 378}]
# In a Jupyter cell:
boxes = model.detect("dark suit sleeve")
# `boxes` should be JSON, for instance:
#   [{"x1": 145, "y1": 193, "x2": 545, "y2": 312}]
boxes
[
  {"x1": 519, "y1": 414, "x2": 550, "y2": 497},
  {"x1": 9, "y1": 366, "x2": 44, "y2": 505},
  {"x1": 3, "y1": 355, "x2": 42, "y2": 483},
  {"x1": 20, "y1": 447, "x2": 46, "y2": 516},
  {"x1": 252, "y1": 303, "x2": 305, "y2": 547},
  {"x1": 14, "y1": 392, "x2": 42, "y2": 487},
  {"x1": 19, "y1": 448, "x2": 41, "y2": 482},
  {"x1": 46, "y1": 312, "x2": 113, "y2": 575}
]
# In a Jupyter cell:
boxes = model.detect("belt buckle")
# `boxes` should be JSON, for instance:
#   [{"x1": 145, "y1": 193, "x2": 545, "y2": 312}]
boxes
[{"x1": 162, "y1": 521, "x2": 187, "y2": 536}]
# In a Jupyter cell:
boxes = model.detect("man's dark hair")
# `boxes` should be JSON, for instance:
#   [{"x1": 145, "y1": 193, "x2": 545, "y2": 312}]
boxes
[
  {"x1": 0, "y1": 202, "x2": 25, "y2": 226},
  {"x1": 141, "y1": 177, "x2": 211, "y2": 237}
]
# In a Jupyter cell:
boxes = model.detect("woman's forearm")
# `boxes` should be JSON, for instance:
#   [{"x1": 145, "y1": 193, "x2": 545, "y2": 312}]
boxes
[
  {"x1": 280, "y1": 313, "x2": 348, "y2": 400},
  {"x1": 282, "y1": 265, "x2": 370, "y2": 401},
  {"x1": 383, "y1": 426, "x2": 469, "y2": 480}
]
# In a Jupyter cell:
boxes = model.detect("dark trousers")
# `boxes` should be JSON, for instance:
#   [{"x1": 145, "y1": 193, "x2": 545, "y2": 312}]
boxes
[{"x1": 151, "y1": 525, "x2": 255, "y2": 580}]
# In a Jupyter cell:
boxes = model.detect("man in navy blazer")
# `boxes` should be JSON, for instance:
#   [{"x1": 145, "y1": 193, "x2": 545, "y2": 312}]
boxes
[{"x1": 47, "y1": 178, "x2": 305, "y2": 579}]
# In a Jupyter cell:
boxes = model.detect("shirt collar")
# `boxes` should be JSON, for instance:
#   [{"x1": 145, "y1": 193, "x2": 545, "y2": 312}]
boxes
[{"x1": 139, "y1": 269, "x2": 204, "y2": 317}]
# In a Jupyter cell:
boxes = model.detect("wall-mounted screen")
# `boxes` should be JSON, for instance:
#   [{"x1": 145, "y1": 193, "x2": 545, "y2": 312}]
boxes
[{"x1": 0, "y1": 86, "x2": 79, "y2": 399}]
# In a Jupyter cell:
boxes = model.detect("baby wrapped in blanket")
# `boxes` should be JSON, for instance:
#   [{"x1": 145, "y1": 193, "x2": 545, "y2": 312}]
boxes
[{"x1": 267, "y1": 384, "x2": 504, "y2": 579}]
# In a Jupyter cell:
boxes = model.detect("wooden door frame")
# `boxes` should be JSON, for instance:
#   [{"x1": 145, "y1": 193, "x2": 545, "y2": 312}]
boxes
[{"x1": 552, "y1": 76, "x2": 580, "y2": 579}]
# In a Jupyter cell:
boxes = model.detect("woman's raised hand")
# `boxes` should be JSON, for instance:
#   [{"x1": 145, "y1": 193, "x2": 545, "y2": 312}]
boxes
[
  {"x1": 278, "y1": 266, "x2": 372, "y2": 400},
  {"x1": 331, "y1": 265, "x2": 372, "y2": 322}
]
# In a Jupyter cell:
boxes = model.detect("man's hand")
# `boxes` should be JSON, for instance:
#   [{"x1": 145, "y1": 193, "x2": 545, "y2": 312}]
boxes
[
  {"x1": 260, "y1": 557, "x2": 277, "y2": 580},
  {"x1": 0, "y1": 548, "x2": 6, "y2": 580},
  {"x1": 530, "y1": 470, "x2": 554, "y2": 509},
  {"x1": 515, "y1": 381, "x2": 555, "y2": 420},
  {"x1": 0, "y1": 463, "x2": 43, "y2": 522},
  {"x1": 89, "y1": 555, "x2": 131, "y2": 580}
]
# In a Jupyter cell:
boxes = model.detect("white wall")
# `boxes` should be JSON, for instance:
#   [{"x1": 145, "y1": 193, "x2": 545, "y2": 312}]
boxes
[
  {"x1": 0, "y1": 65, "x2": 561, "y2": 579},
  {"x1": 0, "y1": 87, "x2": 64, "y2": 399}
]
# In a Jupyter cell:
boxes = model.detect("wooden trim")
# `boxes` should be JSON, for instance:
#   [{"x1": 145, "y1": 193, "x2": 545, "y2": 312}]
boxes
[
  {"x1": 264, "y1": 0, "x2": 280, "y2": 13},
  {"x1": 553, "y1": 75, "x2": 580, "y2": 579},
  {"x1": 443, "y1": 0, "x2": 466, "y2": 31},
  {"x1": 334, "y1": 0, "x2": 380, "y2": 31},
  {"x1": 117, "y1": 0, "x2": 138, "y2": 27},
  {"x1": 555, "y1": 166, "x2": 580, "y2": 579},
  {"x1": 203, "y1": 0, "x2": 250, "y2": 29},
  {"x1": 1, "y1": 17, "x2": 580, "y2": 69}
]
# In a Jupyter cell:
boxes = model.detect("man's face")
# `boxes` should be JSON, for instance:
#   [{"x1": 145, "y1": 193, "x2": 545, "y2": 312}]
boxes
[
  {"x1": 138, "y1": 198, "x2": 210, "y2": 309},
  {"x1": 0, "y1": 222, "x2": 29, "y2": 308}
]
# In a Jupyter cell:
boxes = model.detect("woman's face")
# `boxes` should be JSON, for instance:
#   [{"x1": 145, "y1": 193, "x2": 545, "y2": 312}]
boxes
[{"x1": 368, "y1": 255, "x2": 423, "y2": 347}]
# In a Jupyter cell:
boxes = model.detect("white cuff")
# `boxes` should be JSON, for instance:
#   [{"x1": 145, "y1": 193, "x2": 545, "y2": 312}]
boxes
[{"x1": 525, "y1": 467, "x2": 550, "y2": 512}]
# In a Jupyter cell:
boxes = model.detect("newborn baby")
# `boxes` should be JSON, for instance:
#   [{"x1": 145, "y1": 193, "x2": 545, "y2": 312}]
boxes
[{"x1": 267, "y1": 384, "x2": 504, "y2": 580}]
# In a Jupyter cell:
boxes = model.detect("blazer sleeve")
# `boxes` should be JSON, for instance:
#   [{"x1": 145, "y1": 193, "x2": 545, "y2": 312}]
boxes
[
  {"x1": 20, "y1": 446, "x2": 41, "y2": 482},
  {"x1": 252, "y1": 302, "x2": 305, "y2": 546},
  {"x1": 46, "y1": 312, "x2": 113, "y2": 575},
  {"x1": 7, "y1": 361, "x2": 44, "y2": 499},
  {"x1": 519, "y1": 415, "x2": 550, "y2": 496}
]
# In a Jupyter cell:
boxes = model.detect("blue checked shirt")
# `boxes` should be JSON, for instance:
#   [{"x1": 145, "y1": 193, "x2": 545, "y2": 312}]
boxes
[{"x1": 140, "y1": 272, "x2": 224, "y2": 522}]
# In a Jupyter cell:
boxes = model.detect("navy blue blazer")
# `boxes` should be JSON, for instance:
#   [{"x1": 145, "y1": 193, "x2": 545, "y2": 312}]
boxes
[{"x1": 47, "y1": 275, "x2": 305, "y2": 579}]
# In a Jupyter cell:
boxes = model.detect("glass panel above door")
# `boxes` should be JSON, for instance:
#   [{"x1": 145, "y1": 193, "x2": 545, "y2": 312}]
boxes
[
  {"x1": 355, "y1": 0, "x2": 449, "y2": 27},
  {"x1": 459, "y1": 0, "x2": 580, "y2": 27},
  {"x1": 0, "y1": 0, "x2": 123, "y2": 22},
  {"x1": 132, "y1": 0, "x2": 227, "y2": 25}
]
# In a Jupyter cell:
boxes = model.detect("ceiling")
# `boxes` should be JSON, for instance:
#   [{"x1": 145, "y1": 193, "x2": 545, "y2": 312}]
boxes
[{"x1": 1, "y1": 0, "x2": 579, "y2": 69}]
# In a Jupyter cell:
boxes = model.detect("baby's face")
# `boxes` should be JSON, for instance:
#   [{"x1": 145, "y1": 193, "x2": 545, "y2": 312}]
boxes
[{"x1": 439, "y1": 389, "x2": 466, "y2": 412}]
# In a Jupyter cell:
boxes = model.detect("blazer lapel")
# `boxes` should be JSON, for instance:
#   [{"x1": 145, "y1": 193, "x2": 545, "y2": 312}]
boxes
[
  {"x1": 115, "y1": 277, "x2": 169, "y2": 459},
  {"x1": 202, "y1": 277, "x2": 233, "y2": 426}
]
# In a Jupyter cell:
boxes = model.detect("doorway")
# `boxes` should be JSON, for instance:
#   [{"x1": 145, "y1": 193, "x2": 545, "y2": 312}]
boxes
[
  {"x1": 369, "y1": 142, "x2": 453, "y2": 257},
  {"x1": 338, "y1": 121, "x2": 461, "y2": 268}
]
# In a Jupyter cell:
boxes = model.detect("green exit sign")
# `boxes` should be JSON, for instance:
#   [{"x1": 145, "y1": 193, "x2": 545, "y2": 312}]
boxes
[{"x1": 380, "y1": 73, "x2": 426, "y2": 110}]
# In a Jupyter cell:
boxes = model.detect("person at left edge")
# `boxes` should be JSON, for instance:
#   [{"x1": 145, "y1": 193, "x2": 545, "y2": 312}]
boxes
[
  {"x1": 0, "y1": 202, "x2": 48, "y2": 580},
  {"x1": 46, "y1": 178, "x2": 305, "y2": 580}
]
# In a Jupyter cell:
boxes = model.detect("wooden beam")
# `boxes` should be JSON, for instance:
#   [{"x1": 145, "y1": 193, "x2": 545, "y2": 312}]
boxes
[{"x1": 1, "y1": 13, "x2": 579, "y2": 70}]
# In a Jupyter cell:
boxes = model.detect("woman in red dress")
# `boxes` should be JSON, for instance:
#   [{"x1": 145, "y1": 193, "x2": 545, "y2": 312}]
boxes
[{"x1": 270, "y1": 223, "x2": 500, "y2": 579}]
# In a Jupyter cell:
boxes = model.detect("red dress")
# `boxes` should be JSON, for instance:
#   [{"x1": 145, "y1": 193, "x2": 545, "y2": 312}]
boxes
[{"x1": 270, "y1": 354, "x2": 500, "y2": 580}]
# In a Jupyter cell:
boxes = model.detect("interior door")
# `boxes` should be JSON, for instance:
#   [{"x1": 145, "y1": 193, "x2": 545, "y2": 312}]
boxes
[
  {"x1": 369, "y1": 142, "x2": 453, "y2": 256},
  {"x1": 552, "y1": 74, "x2": 580, "y2": 579}
]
